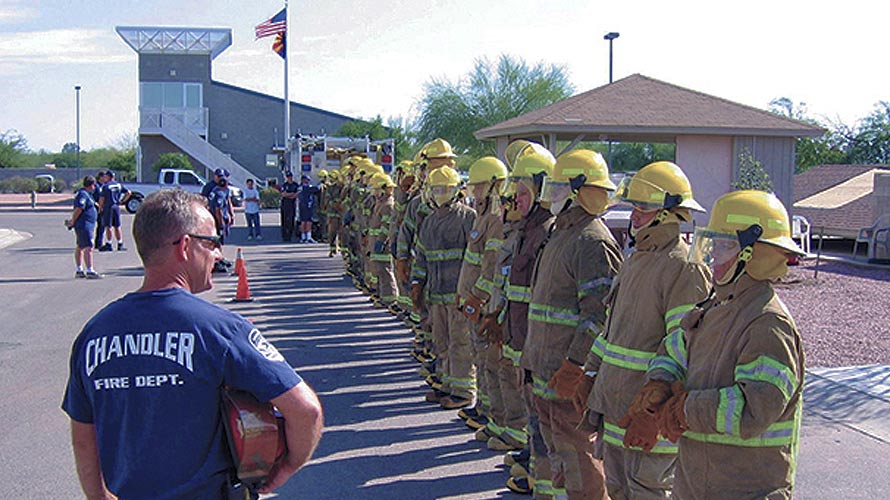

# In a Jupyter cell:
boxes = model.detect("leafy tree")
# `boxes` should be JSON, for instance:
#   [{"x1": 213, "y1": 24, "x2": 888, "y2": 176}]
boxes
[
  {"x1": 150, "y1": 152, "x2": 193, "y2": 178},
  {"x1": 61, "y1": 142, "x2": 79, "y2": 154},
  {"x1": 768, "y1": 97, "x2": 848, "y2": 173},
  {"x1": 416, "y1": 54, "x2": 573, "y2": 162},
  {"x1": 0, "y1": 130, "x2": 28, "y2": 168},
  {"x1": 732, "y1": 148, "x2": 773, "y2": 192},
  {"x1": 847, "y1": 101, "x2": 890, "y2": 164},
  {"x1": 607, "y1": 142, "x2": 676, "y2": 172}
]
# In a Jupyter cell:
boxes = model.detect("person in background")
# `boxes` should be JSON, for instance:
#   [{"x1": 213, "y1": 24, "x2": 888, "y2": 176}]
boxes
[
  {"x1": 65, "y1": 175, "x2": 102, "y2": 279},
  {"x1": 93, "y1": 170, "x2": 106, "y2": 250},
  {"x1": 209, "y1": 176, "x2": 234, "y2": 244},
  {"x1": 298, "y1": 175, "x2": 319, "y2": 243},
  {"x1": 97, "y1": 170, "x2": 130, "y2": 252},
  {"x1": 62, "y1": 189, "x2": 323, "y2": 499},
  {"x1": 279, "y1": 172, "x2": 299, "y2": 242},
  {"x1": 244, "y1": 178, "x2": 262, "y2": 241}
]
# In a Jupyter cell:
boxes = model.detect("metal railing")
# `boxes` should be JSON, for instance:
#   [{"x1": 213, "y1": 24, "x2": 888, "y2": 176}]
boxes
[{"x1": 140, "y1": 107, "x2": 208, "y2": 137}]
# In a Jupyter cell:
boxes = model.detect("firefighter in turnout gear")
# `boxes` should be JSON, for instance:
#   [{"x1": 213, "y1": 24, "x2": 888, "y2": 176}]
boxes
[
  {"x1": 634, "y1": 190, "x2": 806, "y2": 500},
  {"x1": 368, "y1": 172, "x2": 400, "y2": 308},
  {"x1": 522, "y1": 149, "x2": 622, "y2": 500},
  {"x1": 411, "y1": 166, "x2": 477, "y2": 410},
  {"x1": 391, "y1": 160, "x2": 416, "y2": 317},
  {"x1": 498, "y1": 143, "x2": 558, "y2": 498},
  {"x1": 326, "y1": 169, "x2": 343, "y2": 257},
  {"x1": 455, "y1": 156, "x2": 511, "y2": 448},
  {"x1": 577, "y1": 161, "x2": 711, "y2": 500}
]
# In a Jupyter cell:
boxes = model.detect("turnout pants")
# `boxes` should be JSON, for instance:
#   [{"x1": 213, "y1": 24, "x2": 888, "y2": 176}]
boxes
[
  {"x1": 524, "y1": 383, "x2": 554, "y2": 500},
  {"x1": 496, "y1": 354, "x2": 528, "y2": 448},
  {"x1": 534, "y1": 395, "x2": 607, "y2": 500},
  {"x1": 373, "y1": 258, "x2": 398, "y2": 304},
  {"x1": 429, "y1": 303, "x2": 475, "y2": 400},
  {"x1": 603, "y1": 443, "x2": 675, "y2": 500}
]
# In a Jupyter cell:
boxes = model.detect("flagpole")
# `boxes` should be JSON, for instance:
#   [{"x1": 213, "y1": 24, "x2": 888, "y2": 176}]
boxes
[{"x1": 283, "y1": 0, "x2": 290, "y2": 165}]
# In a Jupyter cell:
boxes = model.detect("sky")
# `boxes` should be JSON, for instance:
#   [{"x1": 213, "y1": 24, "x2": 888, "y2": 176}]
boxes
[{"x1": 0, "y1": 0, "x2": 887, "y2": 152}]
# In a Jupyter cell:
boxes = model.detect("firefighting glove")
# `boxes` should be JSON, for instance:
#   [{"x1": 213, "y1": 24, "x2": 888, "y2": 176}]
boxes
[
  {"x1": 410, "y1": 283, "x2": 424, "y2": 310},
  {"x1": 396, "y1": 259, "x2": 411, "y2": 283},
  {"x1": 547, "y1": 359, "x2": 584, "y2": 400},
  {"x1": 478, "y1": 314, "x2": 503, "y2": 344},
  {"x1": 572, "y1": 374, "x2": 595, "y2": 414},
  {"x1": 622, "y1": 379, "x2": 672, "y2": 418},
  {"x1": 617, "y1": 410, "x2": 660, "y2": 453},
  {"x1": 656, "y1": 380, "x2": 689, "y2": 442},
  {"x1": 461, "y1": 294, "x2": 485, "y2": 323}
]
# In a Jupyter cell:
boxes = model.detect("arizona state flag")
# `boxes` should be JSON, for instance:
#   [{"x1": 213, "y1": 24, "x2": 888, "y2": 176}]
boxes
[{"x1": 272, "y1": 32, "x2": 286, "y2": 59}]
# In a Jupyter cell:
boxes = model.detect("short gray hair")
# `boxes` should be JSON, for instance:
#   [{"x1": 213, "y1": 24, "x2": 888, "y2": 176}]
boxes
[{"x1": 133, "y1": 190, "x2": 208, "y2": 265}]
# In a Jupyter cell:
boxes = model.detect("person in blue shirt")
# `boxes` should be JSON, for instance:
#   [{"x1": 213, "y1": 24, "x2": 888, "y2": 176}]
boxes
[
  {"x1": 297, "y1": 175, "x2": 320, "y2": 243},
  {"x1": 97, "y1": 170, "x2": 131, "y2": 252},
  {"x1": 62, "y1": 189, "x2": 323, "y2": 500},
  {"x1": 209, "y1": 177, "x2": 234, "y2": 244},
  {"x1": 65, "y1": 175, "x2": 102, "y2": 279},
  {"x1": 93, "y1": 170, "x2": 107, "y2": 250}
]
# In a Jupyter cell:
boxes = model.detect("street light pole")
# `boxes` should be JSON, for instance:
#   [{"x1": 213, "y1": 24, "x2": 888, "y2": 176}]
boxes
[
  {"x1": 603, "y1": 33, "x2": 619, "y2": 167},
  {"x1": 75, "y1": 85, "x2": 81, "y2": 181},
  {"x1": 604, "y1": 32, "x2": 620, "y2": 83}
]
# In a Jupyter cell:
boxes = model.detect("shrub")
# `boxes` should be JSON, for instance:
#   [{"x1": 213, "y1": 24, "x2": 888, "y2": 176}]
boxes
[
  {"x1": 53, "y1": 178, "x2": 68, "y2": 193},
  {"x1": 260, "y1": 187, "x2": 281, "y2": 209},
  {"x1": 0, "y1": 176, "x2": 38, "y2": 193}
]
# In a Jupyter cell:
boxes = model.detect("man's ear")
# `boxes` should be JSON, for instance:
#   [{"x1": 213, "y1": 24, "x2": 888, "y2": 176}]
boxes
[{"x1": 172, "y1": 236, "x2": 190, "y2": 262}]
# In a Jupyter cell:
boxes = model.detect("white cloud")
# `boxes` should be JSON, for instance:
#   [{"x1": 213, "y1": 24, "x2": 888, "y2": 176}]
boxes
[
  {"x1": 0, "y1": 29, "x2": 130, "y2": 65},
  {"x1": 0, "y1": 1, "x2": 37, "y2": 24}
]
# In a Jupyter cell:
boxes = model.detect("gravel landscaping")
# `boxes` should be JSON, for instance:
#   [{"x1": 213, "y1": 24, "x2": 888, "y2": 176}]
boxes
[{"x1": 776, "y1": 258, "x2": 890, "y2": 368}]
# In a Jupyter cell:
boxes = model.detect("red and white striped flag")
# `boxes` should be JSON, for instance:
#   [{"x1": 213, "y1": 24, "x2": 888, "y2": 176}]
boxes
[{"x1": 255, "y1": 7, "x2": 286, "y2": 39}]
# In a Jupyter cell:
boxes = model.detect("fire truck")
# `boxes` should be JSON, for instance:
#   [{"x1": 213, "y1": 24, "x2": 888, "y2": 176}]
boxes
[{"x1": 289, "y1": 135, "x2": 395, "y2": 182}]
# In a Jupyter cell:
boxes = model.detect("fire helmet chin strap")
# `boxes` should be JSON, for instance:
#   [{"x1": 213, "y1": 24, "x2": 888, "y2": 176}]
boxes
[{"x1": 724, "y1": 224, "x2": 763, "y2": 285}]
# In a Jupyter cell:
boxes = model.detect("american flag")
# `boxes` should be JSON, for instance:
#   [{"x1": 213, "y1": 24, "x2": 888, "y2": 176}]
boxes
[{"x1": 255, "y1": 7, "x2": 286, "y2": 39}]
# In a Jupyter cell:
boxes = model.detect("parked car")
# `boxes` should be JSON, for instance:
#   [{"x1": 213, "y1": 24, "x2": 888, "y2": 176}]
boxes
[{"x1": 123, "y1": 169, "x2": 243, "y2": 213}]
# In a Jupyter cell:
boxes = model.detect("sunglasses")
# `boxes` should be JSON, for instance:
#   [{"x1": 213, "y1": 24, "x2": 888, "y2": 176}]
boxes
[{"x1": 172, "y1": 234, "x2": 222, "y2": 250}]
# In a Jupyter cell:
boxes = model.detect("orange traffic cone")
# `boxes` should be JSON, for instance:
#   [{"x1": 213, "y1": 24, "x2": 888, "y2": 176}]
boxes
[
  {"x1": 232, "y1": 267, "x2": 254, "y2": 302},
  {"x1": 233, "y1": 247, "x2": 245, "y2": 277}
]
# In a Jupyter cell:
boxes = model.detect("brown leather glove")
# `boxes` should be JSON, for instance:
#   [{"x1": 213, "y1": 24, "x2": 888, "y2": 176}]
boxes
[
  {"x1": 400, "y1": 175, "x2": 415, "y2": 192},
  {"x1": 623, "y1": 379, "x2": 673, "y2": 418},
  {"x1": 547, "y1": 359, "x2": 584, "y2": 400},
  {"x1": 572, "y1": 374, "x2": 595, "y2": 414},
  {"x1": 461, "y1": 294, "x2": 485, "y2": 323},
  {"x1": 617, "y1": 410, "x2": 660, "y2": 452},
  {"x1": 656, "y1": 380, "x2": 689, "y2": 442},
  {"x1": 478, "y1": 314, "x2": 503, "y2": 344},
  {"x1": 616, "y1": 379, "x2": 674, "y2": 452},
  {"x1": 396, "y1": 258, "x2": 410, "y2": 283},
  {"x1": 410, "y1": 283, "x2": 424, "y2": 309}
]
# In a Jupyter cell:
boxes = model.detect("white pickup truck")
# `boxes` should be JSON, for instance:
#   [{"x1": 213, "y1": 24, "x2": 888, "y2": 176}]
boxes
[{"x1": 123, "y1": 169, "x2": 243, "y2": 213}]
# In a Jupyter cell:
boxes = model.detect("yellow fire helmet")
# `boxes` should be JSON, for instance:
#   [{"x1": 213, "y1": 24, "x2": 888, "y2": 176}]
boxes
[
  {"x1": 504, "y1": 140, "x2": 532, "y2": 168},
  {"x1": 369, "y1": 172, "x2": 396, "y2": 191},
  {"x1": 426, "y1": 166, "x2": 461, "y2": 207},
  {"x1": 424, "y1": 138, "x2": 457, "y2": 159},
  {"x1": 691, "y1": 190, "x2": 804, "y2": 285},
  {"x1": 614, "y1": 161, "x2": 705, "y2": 213},
  {"x1": 467, "y1": 156, "x2": 508, "y2": 185}
]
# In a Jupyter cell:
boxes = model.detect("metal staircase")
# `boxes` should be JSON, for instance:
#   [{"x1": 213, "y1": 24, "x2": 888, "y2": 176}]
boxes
[{"x1": 141, "y1": 109, "x2": 257, "y2": 188}]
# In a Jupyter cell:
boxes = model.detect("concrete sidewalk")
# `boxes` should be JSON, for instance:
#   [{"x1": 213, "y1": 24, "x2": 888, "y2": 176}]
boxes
[{"x1": 204, "y1": 221, "x2": 890, "y2": 499}]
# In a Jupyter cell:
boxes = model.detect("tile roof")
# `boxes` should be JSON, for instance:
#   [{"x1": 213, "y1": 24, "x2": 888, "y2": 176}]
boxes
[{"x1": 475, "y1": 74, "x2": 824, "y2": 139}]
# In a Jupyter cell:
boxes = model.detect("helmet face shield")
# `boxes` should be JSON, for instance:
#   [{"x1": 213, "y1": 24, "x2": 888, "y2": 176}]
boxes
[
  {"x1": 541, "y1": 178, "x2": 573, "y2": 214},
  {"x1": 689, "y1": 228, "x2": 740, "y2": 278},
  {"x1": 429, "y1": 184, "x2": 458, "y2": 207}
]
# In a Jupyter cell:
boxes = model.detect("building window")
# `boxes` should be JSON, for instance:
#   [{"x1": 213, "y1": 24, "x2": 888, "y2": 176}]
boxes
[{"x1": 140, "y1": 82, "x2": 202, "y2": 109}]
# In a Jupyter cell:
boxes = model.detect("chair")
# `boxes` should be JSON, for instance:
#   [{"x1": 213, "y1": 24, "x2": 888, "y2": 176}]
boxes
[
  {"x1": 853, "y1": 213, "x2": 890, "y2": 260},
  {"x1": 791, "y1": 215, "x2": 811, "y2": 255}
]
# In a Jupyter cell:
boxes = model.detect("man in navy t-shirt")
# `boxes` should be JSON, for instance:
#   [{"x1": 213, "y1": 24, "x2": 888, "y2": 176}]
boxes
[
  {"x1": 62, "y1": 190, "x2": 323, "y2": 499},
  {"x1": 65, "y1": 175, "x2": 101, "y2": 279},
  {"x1": 97, "y1": 170, "x2": 131, "y2": 252}
]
